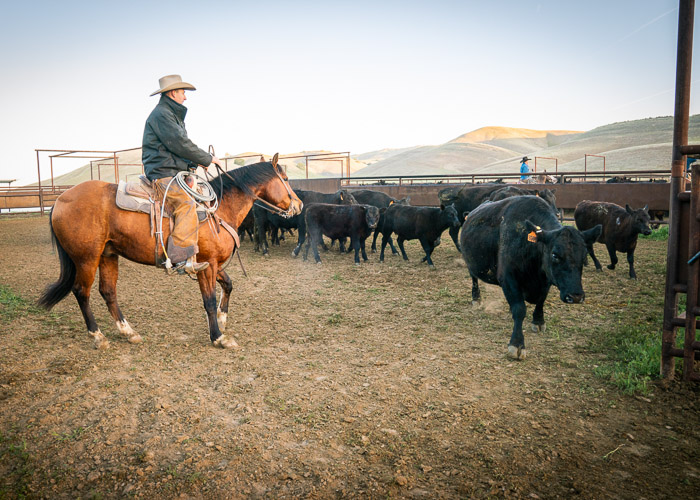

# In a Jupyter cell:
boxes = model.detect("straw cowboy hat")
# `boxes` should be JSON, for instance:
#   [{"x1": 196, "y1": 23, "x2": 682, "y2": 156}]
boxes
[{"x1": 149, "y1": 75, "x2": 196, "y2": 96}]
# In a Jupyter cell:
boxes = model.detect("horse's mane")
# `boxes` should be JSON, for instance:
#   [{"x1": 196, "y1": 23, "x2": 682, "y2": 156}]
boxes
[{"x1": 211, "y1": 161, "x2": 278, "y2": 198}]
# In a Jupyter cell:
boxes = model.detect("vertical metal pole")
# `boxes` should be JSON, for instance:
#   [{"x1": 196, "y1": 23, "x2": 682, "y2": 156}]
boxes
[
  {"x1": 36, "y1": 150, "x2": 44, "y2": 216},
  {"x1": 305, "y1": 157, "x2": 309, "y2": 179},
  {"x1": 50, "y1": 156, "x2": 55, "y2": 192},
  {"x1": 685, "y1": 164, "x2": 700, "y2": 379},
  {"x1": 662, "y1": 0, "x2": 695, "y2": 379},
  {"x1": 114, "y1": 152, "x2": 119, "y2": 182}
]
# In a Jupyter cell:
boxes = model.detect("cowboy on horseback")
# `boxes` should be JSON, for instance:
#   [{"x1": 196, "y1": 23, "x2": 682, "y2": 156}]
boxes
[{"x1": 142, "y1": 74, "x2": 223, "y2": 275}]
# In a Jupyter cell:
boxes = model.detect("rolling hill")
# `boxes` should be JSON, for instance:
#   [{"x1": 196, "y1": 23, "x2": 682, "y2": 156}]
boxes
[
  {"x1": 353, "y1": 116, "x2": 700, "y2": 177},
  {"x1": 37, "y1": 115, "x2": 700, "y2": 185}
]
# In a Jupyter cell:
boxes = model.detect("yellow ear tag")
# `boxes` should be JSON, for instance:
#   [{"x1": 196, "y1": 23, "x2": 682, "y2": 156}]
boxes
[{"x1": 527, "y1": 225, "x2": 541, "y2": 243}]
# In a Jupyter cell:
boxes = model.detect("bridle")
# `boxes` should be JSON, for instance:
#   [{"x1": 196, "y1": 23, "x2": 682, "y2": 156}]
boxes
[{"x1": 207, "y1": 147, "x2": 298, "y2": 219}]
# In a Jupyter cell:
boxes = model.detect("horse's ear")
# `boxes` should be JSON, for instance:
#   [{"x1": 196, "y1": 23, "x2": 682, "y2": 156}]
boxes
[{"x1": 272, "y1": 153, "x2": 279, "y2": 168}]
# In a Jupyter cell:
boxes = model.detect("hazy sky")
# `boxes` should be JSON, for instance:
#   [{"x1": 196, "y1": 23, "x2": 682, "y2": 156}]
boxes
[{"x1": 0, "y1": 0, "x2": 694, "y2": 184}]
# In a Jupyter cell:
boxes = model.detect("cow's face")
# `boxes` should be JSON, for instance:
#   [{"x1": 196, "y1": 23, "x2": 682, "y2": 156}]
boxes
[
  {"x1": 440, "y1": 203, "x2": 461, "y2": 228},
  {"x1": 365, "y1": 206, "x2": 380, "y2": 229},
  {"x1": 626, "y1": 204, "x2": 652, "y2": 236},
  {"x1": 527, "y1": 222, "x2": 602, "y2": 304}
]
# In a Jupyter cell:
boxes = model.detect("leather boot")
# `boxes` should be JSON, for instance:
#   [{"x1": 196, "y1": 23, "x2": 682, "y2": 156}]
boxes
[{"x1": 182, "y1": 256, "x2": 209, "y2": 275}]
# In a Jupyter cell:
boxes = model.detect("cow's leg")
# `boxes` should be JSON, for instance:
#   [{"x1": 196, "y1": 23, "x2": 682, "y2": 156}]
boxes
[
  {"x1": 371, "y1": 228, "x2": 380, "y2": 253},
  {"x1": 531, "y1": 299, "x2": 546, "y2": 333},
  {"x1": 198, "y1": 266, "x2": 237, "y2": 348},
  {"x1": 73, "y1": 260, "x2": 110, "y2": 350},
  {"x1": 587, "y1": 243, "x2": 603, "y2": 271},
  {"x1": 271, "y1": 227, "x2": 280, "y2": 246},
  {"x1": 351, "y1": 237, "x2": 361, "y2": 264},
  {"x1": 397, "y1": 237, "x2": 409, "y2": 261},
  {"x1": 254, "y1": 216, "x2": 269, "y2": 256},
  {"x1": 605, "y1": 243, "x2": 618, "y2": 270},
  {"x1": 98, "y1": 254, "x2": 141, "y2": 344},
  {"x1": 360, "y1": 237, "x2": 369, "y2": 262},
  {"x1": 311, "y1": 231, "x2": 323, "y2": 264},
  {"x1": 627, "y1": 250, "x2": 637, "y2": 279},
  {"x1": 387, "y1": 236, "x2": 399, "y2": 255},
  {"x1": 470, "y1": 276, "x2": 481, "y2": 305},
  {"x1": 448, "y1": 225, "x2": 461, "y2": 253},
  {"x1": 379, "y1": 232, "x2": 390, "y2": 262},
  {"x1": 419, "y1": 239, "x2": 435, "y2": 267},
  {"x1": 292, "y1": 217, "x2": 307, "y2": 257},
  {"x1": 216, "y1": 269, "x2": 233, "y2": 331},
  {"x1": 502, "y1": 278, "x2": 527, "y2": 360}
]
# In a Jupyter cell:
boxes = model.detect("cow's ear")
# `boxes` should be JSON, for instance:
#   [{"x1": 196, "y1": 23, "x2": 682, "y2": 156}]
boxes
[
  {"x1": 550, "y1": 188, "x2": 556, "y2": 194},
  {"x1": 389, "y1": 200, "x2": 394, "y2": 206},
  {"x1": 581, "y1": 224, "x2": 602, "y2": 245},
  {"x1": 642, "y1": 204, "x2": 649, "y2": 212},
  {"x1": 340, "y1": 192, "x2": 344, "y2": 201},
  {"x1": 462, "y1": 211, "x2": 469, "y2": 221},
  {"x1": 440, "y1": 204, "x2": 445, "y2": 210},
  {"x1": 534, "y1": 190, "x2": 540, "y2": 197},
  {"x1": 625, "y1": 204, "x2": 633, "y2": 215},
  {"x1": 405, "y1": 196, "x2": 411, "y2": 204},
  {"x1": 525, "y1": 220, "x2": 546, "y2": 244}
]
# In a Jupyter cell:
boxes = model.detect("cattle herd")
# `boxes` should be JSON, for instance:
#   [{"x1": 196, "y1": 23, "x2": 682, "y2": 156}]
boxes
[{"x1": 243, "y1": 183, "x2": 653, "y2": 360}]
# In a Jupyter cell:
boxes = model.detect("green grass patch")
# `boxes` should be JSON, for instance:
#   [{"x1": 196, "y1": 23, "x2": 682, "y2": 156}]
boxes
[
  {"x1": 593, "y1": 323, "x2": 660, "y2": 394},
  {"x1": 0, "y1": 285, "x2": 41, "y2": 323},
  {"x1": 639, "y1": 225, "x2": 668, "y2": 241}
]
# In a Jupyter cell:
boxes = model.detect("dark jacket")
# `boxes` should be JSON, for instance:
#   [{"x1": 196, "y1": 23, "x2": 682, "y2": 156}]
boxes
[{"x1": 142, "y1": 95, "x2": 212, "y2": 180}]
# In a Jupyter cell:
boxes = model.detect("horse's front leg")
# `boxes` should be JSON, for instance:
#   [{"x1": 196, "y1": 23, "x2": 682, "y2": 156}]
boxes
[
  {"x1": 216, "y1": 269, "x2": 233, "y2": 332},
  {"x1": 197, "y1": 266, "x2": 238, "y2": 349}
]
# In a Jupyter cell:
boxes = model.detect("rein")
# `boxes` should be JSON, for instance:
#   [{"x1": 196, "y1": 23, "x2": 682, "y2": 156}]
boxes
[{"x1": 207, "y1": 147, "x2": 296, "y2": 219}]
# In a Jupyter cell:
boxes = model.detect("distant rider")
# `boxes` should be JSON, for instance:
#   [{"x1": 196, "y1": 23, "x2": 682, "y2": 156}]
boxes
[
  {"x1": 142, "y1": 74, "x2": 223, "y2": 275},
  {"x1": 519, "y1": 156, "x2": 533, "y2": 184}
]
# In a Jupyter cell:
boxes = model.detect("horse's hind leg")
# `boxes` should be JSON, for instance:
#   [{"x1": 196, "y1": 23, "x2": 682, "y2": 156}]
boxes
[
  {"x1": 99, "y1": 254, "x2": 142, "y2": 344},
  {"x1": 216, "y1": 269, "x2": 233, "y2": 331},
  {"x1": 72, "y1": 260, "x2": 110, "y2": 350}
]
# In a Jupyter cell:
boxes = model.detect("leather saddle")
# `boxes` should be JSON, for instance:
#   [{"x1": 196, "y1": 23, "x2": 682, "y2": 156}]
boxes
[{"x1": 116, "y1": 175, "x2": 207, "y2": 222}]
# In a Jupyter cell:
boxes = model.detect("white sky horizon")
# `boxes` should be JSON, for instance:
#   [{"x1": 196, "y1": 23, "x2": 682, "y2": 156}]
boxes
[{"x1": 0, "y1": 0, "x2": 696, "y2": 185}]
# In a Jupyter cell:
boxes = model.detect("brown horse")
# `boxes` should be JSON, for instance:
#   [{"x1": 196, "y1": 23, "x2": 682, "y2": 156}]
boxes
[{"x1": 38, "y1": 154, "x2": 302, "y2": 349}]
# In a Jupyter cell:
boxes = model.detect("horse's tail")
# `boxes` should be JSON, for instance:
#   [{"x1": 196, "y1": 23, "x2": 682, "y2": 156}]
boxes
[{"x1": 37, "y1": 208, "x2": 76, "y2": 310}]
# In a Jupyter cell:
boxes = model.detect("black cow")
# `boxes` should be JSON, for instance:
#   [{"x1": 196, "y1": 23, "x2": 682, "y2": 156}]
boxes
[
  {"x1": 349, "y1": 189, "x2": 411, "y2": 253},
  {"x1": 379, "y1": 204, "x2": 461, "y2": 267},
  {"x1": 438, "y1": 183, "x2": 510, "y2": 252},
  {"x1": 488, "y1": 186, "x2": 559, "y2": 215},
  {"x1": 292, "y1": 190, "x2": 358, "y2": 257},
  {"x1": 460, "y1": 196, "x2": 601, "y2": 360},
  {"x1": 574, "y1": 201, "x2": 652, "y2": 279},
  {"x1": 253, "y1": 203, "x2": 299, "y2": 255},
  {"x1": 303, "y1": 204, "x2": 380, "y2": 264},
  {"x1": 238, "y1": 209, "x2": 255, "y2": 242}
]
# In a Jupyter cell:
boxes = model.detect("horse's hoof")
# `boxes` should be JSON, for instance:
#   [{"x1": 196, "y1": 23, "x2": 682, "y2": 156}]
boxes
[
  {"x1": 471, "y1": 300, "x2": 481, "y2": 307},
  {"x1": 213, "y1": 335, "x2": 239, "y2": 349},
  {"x1": 89, "y1": 330, "x2": 110, "y2": 350},
  {"x1": 507, "y1": 345, "x2": 526, "y2": 360},
  {"x1": 117, "y1": 320, "x2": 141, "y2": 344},
  {"x1": 531, "y1": 323, "x2": 545, "y2": 333}
]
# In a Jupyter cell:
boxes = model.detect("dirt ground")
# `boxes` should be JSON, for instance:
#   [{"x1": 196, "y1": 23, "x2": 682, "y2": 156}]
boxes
[{"x1": 0, "y1": 214, "x2": 698, "y2": 499}]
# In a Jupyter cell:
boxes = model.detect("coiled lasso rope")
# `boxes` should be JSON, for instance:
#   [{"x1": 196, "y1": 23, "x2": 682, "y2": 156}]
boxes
[{"x1": 158, "y1": 171, "x2": 218, "y2": 270}]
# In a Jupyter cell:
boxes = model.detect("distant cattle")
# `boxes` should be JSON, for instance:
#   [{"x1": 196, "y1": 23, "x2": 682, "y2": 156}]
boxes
[
  {"x1": 303, "y1": 204, "x2": 380, "y2": 264},
  {"x1": 380, "y1": 204, "x2": 461, "y2": 267},
  {"x1": 574, "y1": 201, "x2": 652, "y2": 279},
  {"x1": 438, "y1": 183, "x2": 510, "y2": 252},
  {"x1": 292, "y1": 190, "x2": 358, "y2": 257},
  {"x1": 253, "y1": 203, "x2": 299, "y2": 255},
  {"x1": 488, "y1": 186, "x2": 559, "y2": 215},
  {"x1": 461, "y1": 196, "x2": 601, "y2": 360},
  {"x1": 348, "y1": 189, "x2": 411, "y2": 254}
]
